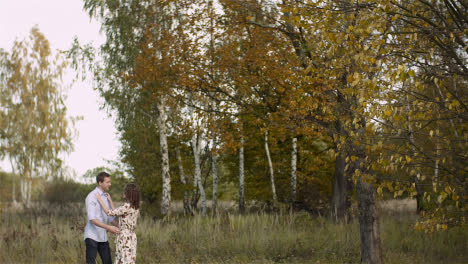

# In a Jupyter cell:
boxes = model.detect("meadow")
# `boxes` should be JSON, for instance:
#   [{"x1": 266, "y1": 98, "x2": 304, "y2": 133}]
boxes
[{"x1": 0, "y1": 200, "x2": 466, "y2": 264}]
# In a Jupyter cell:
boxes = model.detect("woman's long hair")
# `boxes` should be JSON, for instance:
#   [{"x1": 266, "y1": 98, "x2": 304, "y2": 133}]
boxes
[{"x1": 124, "y1": 183, "x2": 140, "y2": 210}]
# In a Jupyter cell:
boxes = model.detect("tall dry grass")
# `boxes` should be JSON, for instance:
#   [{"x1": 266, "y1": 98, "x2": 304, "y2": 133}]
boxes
[{"x1": 0, "y1": 200, "x2": 466, "y2": 263}]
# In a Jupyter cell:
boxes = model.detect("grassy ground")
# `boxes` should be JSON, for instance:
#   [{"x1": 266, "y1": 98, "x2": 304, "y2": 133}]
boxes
[{"x1": 0, "y1": 200, "x2": 466, "y2": 263}]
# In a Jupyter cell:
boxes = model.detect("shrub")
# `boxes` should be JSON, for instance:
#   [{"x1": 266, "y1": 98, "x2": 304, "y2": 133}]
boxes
[{"x1": 41, "y1": 179, "x2": 94, "y2": 205}]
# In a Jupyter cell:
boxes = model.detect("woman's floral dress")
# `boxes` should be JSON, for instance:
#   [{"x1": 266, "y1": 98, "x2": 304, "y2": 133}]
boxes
[{"x1": 108, "y1": 203, "x2": 139, "y2": 264}]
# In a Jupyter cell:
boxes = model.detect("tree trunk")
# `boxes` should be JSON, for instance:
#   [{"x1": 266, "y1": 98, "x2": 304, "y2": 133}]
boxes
[
  {"x1": 20, "y1": 176, "x2": 31, "y2": 207},
  {"x1": 434, "y1": 134, "x2": 439, "y2": 183},
  {"x1": 156, "y1": 100, "x2": 171, "y2": 216},
  {"x1": 9, "y1": 158, "x2": 17, "y2": 205},
  {"x1": 20, "y1": 178, "x2": 25, "y2": 204},
  {"x1": 264, "y1": 131, "x2": 277, "y2": 202},
  {"x1": 331, "y1": 120, "x2": 352, "y2": 223},
  {"x1": 353, "y1": 116, "x2": 383, "y2": 264},
  {"x1": 332, "y1": 149, "x2": 351, "y2": 223},
  {"x1": 211, "y1": 139, "x2": 218, "y2": 214},
  {"x1": 290, "y1": 137, "x2": 297, "y2": 204},
  {"x1": 176, "y1": 145, "x2": 192, "y2": 216},
  {"x1": 406, "y1": 94, "x2": 424, "y2": 212},
  {"x1": 239, "y1": 136, "x2": 245, "y2": 213},
  {"x1": 192, "y1": 132, "x2": 206, "y2": 216},
  {"x1": 20, "y1": 178, "x2": 24, "y2": 205},
  {"x1": 27, "y1": 179, "x2": 31, "y2": 206},
  {"x1": 357, "y1": 176, "x2": 383, "y2": 264}
]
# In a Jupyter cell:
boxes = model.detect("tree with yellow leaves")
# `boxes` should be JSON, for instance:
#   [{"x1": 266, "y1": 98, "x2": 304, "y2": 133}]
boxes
[{"x1": 0, "y1": 27, "x2": 74, "y2": 206}]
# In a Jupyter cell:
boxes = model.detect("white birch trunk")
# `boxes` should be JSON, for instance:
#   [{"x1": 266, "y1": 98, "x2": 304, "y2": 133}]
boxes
[
  {"x1": 27, "y1": 179, "x2": 31, "y2": 206},
  {"x1": 176, "y1": 145, "x2": 191, "y2": 215},
  {"x1": 239, "y1": 136, "x2": 245, "y2": 213},
  {"x1": 264, "y1": 131, "x2": 277, "y2": 202},
  {"x1": 9, "y1": 158, "x2": 17, "y2": 204},
  {"x1": 192, "y1": 132, "x2": 206, "y2": 216},
  {"x1": 211, "y1": 139, "x2": 218, "y2": 214},
  {"x1": 156, "y1": 100, "x2": 171, "y2": 216},
  {"x1": 20, "y1": 178, "x2": 25, "y2": 204},
  {"x1": 434, "y1": 117, "x2": 440, "y2": 182},
  {"x1": 20, "y1": 177, "x2": 30, "y2": 207},
  {"x1": 290, "y1": 137, "x2": 297, "y2": 203}
]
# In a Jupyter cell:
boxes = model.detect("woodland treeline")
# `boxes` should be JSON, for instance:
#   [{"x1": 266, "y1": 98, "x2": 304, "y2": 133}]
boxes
[
  {"x1": 70, "y1": 1, "x2": 467, "y2": 261},
  {"x1": 1, "y1": 1, "x2": 466, "y2": 263}
]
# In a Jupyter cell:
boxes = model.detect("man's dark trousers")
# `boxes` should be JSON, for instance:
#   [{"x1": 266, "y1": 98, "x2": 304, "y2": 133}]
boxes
[{"x1": 85, "y1": 238, "x2": 112, "y2": 264}]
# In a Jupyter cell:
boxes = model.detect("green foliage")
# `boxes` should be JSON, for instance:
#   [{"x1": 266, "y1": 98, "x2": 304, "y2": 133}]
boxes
[
  {"x1": 41, "y1": 179, "x2": 94, "y2": 205},
  {"x1": 0, "y1": 171, "x2": 19, "y2": 202},
  {"x1": 219, "y1": 132, "x2": 334, "y2": 209},
  {"x1": 73, "y1": 0, "x2": 466, "y2": 232},
  {"x1": 82, "y1": 166, "x2": 135, "y2": 202}
]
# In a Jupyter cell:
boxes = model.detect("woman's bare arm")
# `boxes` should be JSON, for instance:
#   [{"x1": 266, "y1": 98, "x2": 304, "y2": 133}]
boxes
[
  {"x1": 105, "y1": 193, "x2": 115, "y2": 210},
  {"x1": 95, "y1": 193, "x2": 110, "y2": 215}
]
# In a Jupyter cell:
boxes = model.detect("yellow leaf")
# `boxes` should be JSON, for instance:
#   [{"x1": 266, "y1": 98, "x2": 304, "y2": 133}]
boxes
[
  {"x1": 387, "y1": 182, "x2": 394, "y2": 192},
  {"x1": 377, "y1": 186, "x2": 383, "y2": 196},
  {"x1": 406, "y1": 156, "x2": 411, "y2": 163},
  {"x1": 437, "y1": 192, "x2": 447, "y2": 204},
  {"x1": 445, "y1": 186, "x2": 451, "y2": 194}
]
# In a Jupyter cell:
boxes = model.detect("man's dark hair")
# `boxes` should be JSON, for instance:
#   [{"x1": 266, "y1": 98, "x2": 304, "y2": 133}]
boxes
[{"x1": 96, "y1": 172, "x2": 110, "y2": 184}]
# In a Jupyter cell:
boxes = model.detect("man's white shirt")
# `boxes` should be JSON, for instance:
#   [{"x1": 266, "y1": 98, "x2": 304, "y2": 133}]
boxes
[{"x1": 84, "y1": 187, "x2": 115, "y2": 242}]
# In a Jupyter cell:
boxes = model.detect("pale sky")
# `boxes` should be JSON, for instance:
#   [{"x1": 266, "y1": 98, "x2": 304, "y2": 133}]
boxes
[{"x1": 0, "y1": 0, "x2": 121, "y2": 180}]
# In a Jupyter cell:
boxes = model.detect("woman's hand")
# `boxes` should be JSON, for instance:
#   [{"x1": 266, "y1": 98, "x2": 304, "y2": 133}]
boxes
[
  {"x1": 105, "y1": 193, "x2": 116, "y2": 209},
  {"x1": 95, "y1": 193, "x2": 110, "y2": 214},
  {"x1": 105, "y1": 193, "x2": 112, "y2": 202}
]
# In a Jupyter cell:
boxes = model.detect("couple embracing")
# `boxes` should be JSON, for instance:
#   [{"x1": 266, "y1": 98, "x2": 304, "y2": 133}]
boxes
[{"x1": 84, "y1": 172, "x2": 141, "y2": 264}]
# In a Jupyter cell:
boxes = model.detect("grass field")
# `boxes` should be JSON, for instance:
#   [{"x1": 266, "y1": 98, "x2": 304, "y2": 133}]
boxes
[{"x1": 0, "y1": 200, "x2": 466, "y2": 263}]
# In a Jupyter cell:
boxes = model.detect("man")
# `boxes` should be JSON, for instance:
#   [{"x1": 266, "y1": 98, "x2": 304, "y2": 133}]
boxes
[{"x1": 84, "y1": 171, "x2": 120, "y2": 264}]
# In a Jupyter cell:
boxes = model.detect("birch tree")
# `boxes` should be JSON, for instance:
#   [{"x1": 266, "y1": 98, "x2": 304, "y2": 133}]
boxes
[
  {"x1": 79, "y1": 0, "x2": 194, "y2": 216},
  {"x1": 211, "y1": 138, "x2": 219, "y2": 214},
  {"x1": 192, "y1": 130, "x2": 207, "y2": 215},
  {"x1": 0, "y1": 27, "x2": 74, "y2": 206},
  {"x1": 156, "y1": 99, "x2": 171, "y2": 216},
  {"x1": 176, "y1": 142, "x2": 192, "y2": 215},
  {"x1": 290, "y1": 137, "x2": 297, "y2": 204},
  {"x1": 264, "y1": 131, "x2": 277, "y2": 202},
  {"x1": 239, "y1": 135, "x2": 245, "y2": 213}
]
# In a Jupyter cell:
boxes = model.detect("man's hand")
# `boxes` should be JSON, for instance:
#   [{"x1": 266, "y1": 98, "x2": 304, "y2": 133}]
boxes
[
  {"x1": 90, "y1": 219, "x2": 119, "y2": 234},
  {"x1": 111, "y1": 218, "x2": 120, "y2": 228},
  {"x1": 107, "y1": 225, "x2": 120, "y2": 234}
]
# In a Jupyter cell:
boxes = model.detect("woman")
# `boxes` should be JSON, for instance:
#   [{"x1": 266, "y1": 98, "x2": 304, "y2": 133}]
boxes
[{"x1": 96, "y1": 183, "x2": 140, "y2": 264}]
